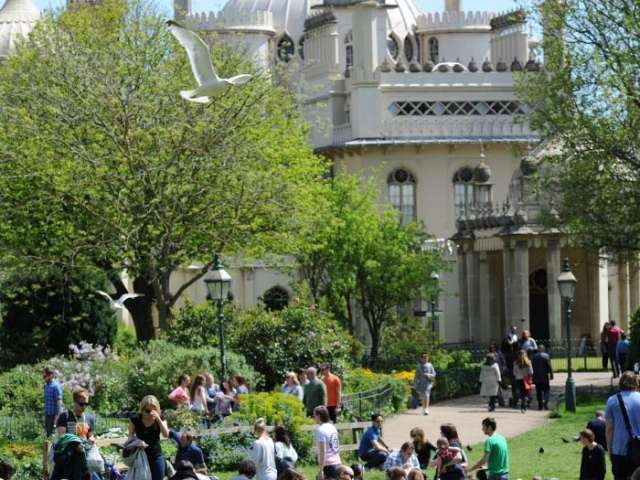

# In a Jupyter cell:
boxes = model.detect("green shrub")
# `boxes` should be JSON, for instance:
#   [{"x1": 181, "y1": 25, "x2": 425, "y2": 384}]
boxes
[
  {"x1": 127, "y1": 340, "x2": 259, "y2": 410},
  {"x1": 341, "y1": 368, "x2": 409, "y2": 419},
  {"x1": 0, "y1": 365, "x2": 44, "y2": 416},
  {"x1": 164, "y1": 301, "x2": 223, "y2": 348},
  {"x1": 113, "y1": 322, "x2": 139, "y2": 356},
  {"x1": 198, "y1": 431, "x2": 254, "y2": 472},
  {"x1": 0, "y1": 269, "x2": 117, "y2": 369},
  {"x1": 164, "y1": 406, "x2": 204, "y2": 431},
  {"x1": 229, "y1": 304, "x2": 356, "y2": 390},
  {"x1": 627, "y1": 307, "x2": 640, "y2": 371},
  {"x1": 228, "y1": 392, "x2": 315, "y2": 463},
  {"x1": 429, "y1": 366, "x2": 481, "y2": 403}
]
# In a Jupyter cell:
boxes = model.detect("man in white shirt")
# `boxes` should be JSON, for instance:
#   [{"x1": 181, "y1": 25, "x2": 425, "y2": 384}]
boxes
[{"x1": 251, "y1": 419, "x2": 277, "y2": 480}]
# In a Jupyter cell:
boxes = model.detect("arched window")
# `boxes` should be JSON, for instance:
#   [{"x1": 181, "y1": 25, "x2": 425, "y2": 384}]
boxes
[
  {"x1": 404, "y1": 35, "x2": 415, "y2": 63},
  {"x1": 262, "y1": 286, "x2": 290, "y2": 311},
  {"x1": 428, "y1": 37, "x2": 439, "y2": 63},
  {"x1": 298, "y1": 36, "x2": 305, "y2": 60},
  {"x1": 387, "y1": 35, "x2": 399, "y2": 60},
  {"x1": 388, "y1": 169, "x2": 416, "y2": 225},
  {"x1": 453, "y1": 167, "x2": 474, "y2": 218},
  {"x1": 277, "y1": 34, "x2": 295, "y2": 62},
  {"x1": 345, "y1": 31, "x2": 353, "y2": 68}
]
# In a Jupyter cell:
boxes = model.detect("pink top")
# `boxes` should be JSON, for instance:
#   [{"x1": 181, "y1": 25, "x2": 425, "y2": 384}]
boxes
[{"x1": 168, "y1": 386, "x2": 190, "y2": 406}]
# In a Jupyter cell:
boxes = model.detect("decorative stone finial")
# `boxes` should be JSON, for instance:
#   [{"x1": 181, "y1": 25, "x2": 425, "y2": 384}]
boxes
[
  {"x1": 496, "y1": 58, "x2": 508, "y2": 72},
  {"x1": 468, "y1": 58, "x2": 478, "y2": 72},
  {"x1": 482, "y1": 58, "x2": 494, "y2": 72}
]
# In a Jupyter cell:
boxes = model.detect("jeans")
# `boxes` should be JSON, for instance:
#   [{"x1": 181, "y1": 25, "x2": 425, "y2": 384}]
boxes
[
  {"x1": 488, "y1": 396, "x2": 498, "y2": 411},
  {"x1": 609, "y1": 345, "x2": 621, "y2": 377},
  {"x1": 535, "y1": 382, "x2": 550, "y2": 409},
  {"x1": 619, "y1": 353, "x2": 628, "y2": 372},
  {"x1": 147, "y1": 454, "x2": 166, "y2": 480},
  {"x1": 517, "y1": 380, "x2": 529, "y2": 410},
  {"x1": 360, "y1": 449, "x2": 388, "y2": 469}
]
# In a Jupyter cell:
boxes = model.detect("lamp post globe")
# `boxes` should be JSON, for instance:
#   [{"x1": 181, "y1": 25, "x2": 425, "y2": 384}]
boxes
[
  {"x1": 557, "y1": 257, "x2": 577, "y2": 412},
  {"x1": 205, "y1": 254, "x2": 232, "y2": 381},
  {"x1": 430, "y1": 271, "x2": 440, "y2": 336}
]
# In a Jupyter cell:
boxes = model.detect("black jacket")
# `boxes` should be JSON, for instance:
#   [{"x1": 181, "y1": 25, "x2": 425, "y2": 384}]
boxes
[{"x1": 532, "y1": 352, "x2": 553, "y2": 384}]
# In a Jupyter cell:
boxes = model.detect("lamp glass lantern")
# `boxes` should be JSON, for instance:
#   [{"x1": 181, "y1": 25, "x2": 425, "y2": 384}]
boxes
[
  {"x1": 205, "y1": 258, "x2": 232, "y2": 302},
  {"x1": 557, "y1": 265, "x2": 577, "y2": 300}
]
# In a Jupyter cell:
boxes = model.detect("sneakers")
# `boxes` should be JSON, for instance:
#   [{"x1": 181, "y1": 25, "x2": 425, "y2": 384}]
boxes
[{"x1": 423, "y1": 409, "x2": 429, "y2": 416}]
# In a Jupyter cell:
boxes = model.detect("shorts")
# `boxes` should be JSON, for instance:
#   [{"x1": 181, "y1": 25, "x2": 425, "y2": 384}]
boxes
[{"x1": 418, "y1": 383, "x2": 433, "y2": 400}]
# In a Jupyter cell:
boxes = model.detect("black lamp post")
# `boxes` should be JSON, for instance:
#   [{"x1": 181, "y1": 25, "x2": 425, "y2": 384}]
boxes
[
  {"x1": 204, "y1": 254, "x2": 232, "y2": 381},
  {"x1": 557, "y1": 257, "x2": 577, "y2": 412},
  {"x1": 430, "y1": 271, "x2": 440, "y2": 335}
]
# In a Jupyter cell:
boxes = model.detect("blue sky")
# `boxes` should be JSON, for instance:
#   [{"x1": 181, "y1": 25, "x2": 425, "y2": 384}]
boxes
[{"x1": 32, "y1": 0, "x2": 522, "y2": 17}]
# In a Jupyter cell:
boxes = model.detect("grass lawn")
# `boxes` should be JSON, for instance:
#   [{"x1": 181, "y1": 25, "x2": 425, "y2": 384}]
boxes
[{"x1": 463, "y1": 395, "x2": 610, "y2": 479}]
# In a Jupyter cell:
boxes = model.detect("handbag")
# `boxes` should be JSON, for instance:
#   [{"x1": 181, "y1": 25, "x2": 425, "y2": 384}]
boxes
[
  {"x1": 617, "y1": 393, "x2": 640, "y2": 468},
  {"x1": 523, "y1": 375, "x2": 533, "y2": 394}
]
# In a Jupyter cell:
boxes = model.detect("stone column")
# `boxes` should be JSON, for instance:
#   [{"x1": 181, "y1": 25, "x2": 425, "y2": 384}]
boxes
[
  {"x1": 619, "y1": 260, "x2": 631, "y2": 329},
  {"x1": 502, "y1": 241, "x2": 513, "y2": 330},
  {"x1": 457, "y1": 248, "x2": 469, "y2": 340},
  {"x1": 466, "y1": 250, "x2": 481, "y2": 342},
  {"x1": 546, "y1": 238, "x2": 562, "y2": 340},
  {"x1": 479, "y1": 252, "x2": 491, "y2": 342},
  {"x1": 513, "y1": 239, "x2": 530, "y2": 331}
]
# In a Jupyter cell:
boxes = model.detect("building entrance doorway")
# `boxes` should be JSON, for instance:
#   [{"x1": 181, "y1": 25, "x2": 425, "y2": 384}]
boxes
[{"x1": 529, "y1": 268, "x2": 549, "y2": 340}]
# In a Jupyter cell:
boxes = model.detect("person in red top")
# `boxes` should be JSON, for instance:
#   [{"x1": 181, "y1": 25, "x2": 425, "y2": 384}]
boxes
[
  {"x1": 606, "y1": 321, "x2": 624, "y2": 379},
  {"x1": 321, "y1": 364, "x2": 342, "y2": 423}
]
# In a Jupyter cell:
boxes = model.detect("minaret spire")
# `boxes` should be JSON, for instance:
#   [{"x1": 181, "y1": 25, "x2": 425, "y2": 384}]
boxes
[{"x1": 445, "y1": 0, "x2": 461, "y2": 13}]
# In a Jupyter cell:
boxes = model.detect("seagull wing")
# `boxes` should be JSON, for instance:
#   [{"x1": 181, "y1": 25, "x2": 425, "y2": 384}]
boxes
[
  {"x1": 166, "y1": 20, "x2": 218, "y2": 85},
  {"x1": 117, "y1": 293, "x2": 144, "y2": 304},
  {"x1": 225, "y1": 74, "x2": 252, "y2": 85},
  {"x1": 96, "y1": 290, "x2": 114, "y2": 303}
]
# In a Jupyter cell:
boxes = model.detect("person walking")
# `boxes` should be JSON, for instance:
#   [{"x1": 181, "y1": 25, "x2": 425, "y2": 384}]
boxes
[
  {"x1": 250, "y1": 419, "x2": 277, "y2": 480},
  {"x1": 43, "y1": 366, "x2": 63, "y2": 437},
  {"x1": 282, "y1": 372, "x2": 304, "y2": 402},
  {"x1": 607, "y1": 320, "x2": 624, "y2": 378},
  {"x1": 303, "y1": 367, "x2": 327, "y2": 418},
  {"x1": 512, "y1": 350, "x2": 533, "y2": 413},
  {"x1": 579, "y1": 429, "x2": 605, "y2": 480},
  {"x1": 532, "y1": 345, "x2": 553, "y2": 410},
  {"x1": 313, "y1": 406, "x2": 341, "y2": 480},
  {"x1": 617, "y1": 333, "x2": 631, "y2": 372},
  {"x1": 520, "y1": 330, "x2": 537, "y2": 357},
  {"x1": 358, "y1": 414, "x2": 390, "y2": 469},
  {"x1": 467, "y1": 417, "x2": 509, "y2": 480},
  {"x1": 414, "y1": 353, "x2": 436, "y2": 416},
  {"x1": 600, "y1": 322, "x2": 610, "y2": 372},
  {"x1": 587, "y1": 411, "x2": 607, "y2": 451},
  {"x1": 321, "y1": 364, "x2": 342, "y2": 423},
  {"x1": 605, "y1": 372, "x2": 640, "y2": 480},
  {"x1": 273, "y1": 425, "x2": 298, "y2": 474},
  {"x1": 479, "y1": 354, "x2": 502, "y2": 412},
  {"x1": 128, "y1": 395, "x2": 169, "y2": 480}
]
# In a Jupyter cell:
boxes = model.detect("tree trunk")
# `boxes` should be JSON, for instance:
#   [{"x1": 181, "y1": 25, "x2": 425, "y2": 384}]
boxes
[{"x1": 126, "y1": 276, "x2": 156, "y2": 341}]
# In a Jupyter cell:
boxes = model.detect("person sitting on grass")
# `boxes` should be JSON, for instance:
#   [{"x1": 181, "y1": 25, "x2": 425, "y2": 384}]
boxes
[
  {"x1": 169, "y1": 430, "x2": 207, "y2": 475},
  {"x1": 350, "y1": 465, "x2": 364, "y2": 480},
  {"x1": 406, "y1": 469, "x2": 424, "y2": 480},
  {"x1": 358, "y1": 414, "x2": 390, "y2": 469},
  {"x1": 409, "y1": 427, "x2": 437, "y2": 469},
  {"x1": 387, "y1": 467, "x2": 407, "y2": 480},
  {"x1": 430, "y1": 438, "x2": 464, "y2": 480},
  {"x1": 579, "y1": 429, "x2": 605, "y2": 480},
  {"x1": 231, "y1": 460, "x2": 257, "y2": 480},
  {"x1": 383, "y1": 442, "x2": 420, "y2": 474}
]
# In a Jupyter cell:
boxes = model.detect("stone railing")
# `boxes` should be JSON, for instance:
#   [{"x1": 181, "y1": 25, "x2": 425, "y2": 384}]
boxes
[
  {"x1": 380, "y1": 116, "x2": 535, "y2": 141},
  {"x1": 416, "y1": 10, "x2": 495, "y2": 32},
  {"x1": 332, "y1": 123, "x2": 352, "y2": 145}
]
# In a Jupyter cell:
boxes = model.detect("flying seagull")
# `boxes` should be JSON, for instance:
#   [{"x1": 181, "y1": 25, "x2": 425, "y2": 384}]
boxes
[
  {"x1": 96, "y1": 291, "x2": 143, "y2": 311},
  {"x1": 166, "y1": 20, "x2": 252, "y2": 103}
]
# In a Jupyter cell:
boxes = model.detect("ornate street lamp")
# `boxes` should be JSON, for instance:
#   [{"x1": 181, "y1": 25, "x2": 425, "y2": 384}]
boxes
[
  {"x1": 557, "y1": 257, "x2": 577, "y2": 412},
  {"x1": 430, "y1": 271, "x2": 440, "y2": 336},
  {"x1": 204, "y1": 254, "x2": 232, "y2": 381}
]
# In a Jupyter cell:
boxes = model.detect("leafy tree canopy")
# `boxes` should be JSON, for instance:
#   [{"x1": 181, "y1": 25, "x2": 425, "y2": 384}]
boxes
[
  {"x1": 517, "y1": 0, "x2": 640, "y2": 253},
  {"x1": 0, "y1": 0, "x2": 325, "y2": 339}
]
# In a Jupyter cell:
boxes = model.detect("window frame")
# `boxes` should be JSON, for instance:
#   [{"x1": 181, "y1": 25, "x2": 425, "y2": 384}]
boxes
[{"x1": 387, "y1": 168, "x2": 417, "y2": 225}]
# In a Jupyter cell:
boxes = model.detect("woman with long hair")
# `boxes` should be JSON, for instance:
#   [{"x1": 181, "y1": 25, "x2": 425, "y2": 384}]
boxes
[
  {"x1": 128, "y1": 395, "x2": 169, "y2": 480},
  {"x1": 190, "y1": 374, "x2": 209, "y2": 415},
  {"x1": 409, "y1": 427, "x2": 436, "y2": 469},
  {"x1": 274, "y1": 425, "x2": 298, "y2": 474},
  {"x1": 479, "y1": 353, "x2": 502, "y2": 412},
  {"x1": 513, "y1": 349, "x2": 534, "y2": 412},
  {"x1": 168, "y1": 374, "x2": 191, "y2": 408},
  {"x1": 439, "y1": 424, "x2": 467, "y2": 465},
  {"x1": 214, "y1": 380, "x2": 236, "y2": 420}
]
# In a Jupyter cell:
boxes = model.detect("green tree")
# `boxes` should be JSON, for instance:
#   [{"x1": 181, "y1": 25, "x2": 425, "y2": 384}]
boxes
[
  {"x1": 297, "y1": 175, "x2": 444, "y2": 363},
  {"x1": 0, "y1": 0, "x2": 324, "y2": 340},
  {"x1": 517, "y1": 0, "x2": 640, "y2": 253},
  {"x1": 0, "y1": 269, "x2": 116, "y2": 368}
]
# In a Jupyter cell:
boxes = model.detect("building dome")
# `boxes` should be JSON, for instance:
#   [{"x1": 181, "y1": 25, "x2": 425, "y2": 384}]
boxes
[{"x1": 0, "y1": 0, "x2": 38, "y2": 59}]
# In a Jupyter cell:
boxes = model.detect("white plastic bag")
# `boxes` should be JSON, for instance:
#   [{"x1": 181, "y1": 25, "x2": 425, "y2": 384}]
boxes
[
  {"x1": 126, "y1": 449, "x2": 152, "y2": 480},
  {"x1": 86, "y1": 444, "x2": 105, "y2": 473}
]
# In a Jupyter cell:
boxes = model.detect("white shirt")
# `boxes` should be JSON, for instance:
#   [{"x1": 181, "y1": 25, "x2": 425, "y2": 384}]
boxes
[
  {"x1": 315, "y1": 423, "x2": 341, "y2": 466},
  {"x1": 251, "y1": 436, "x2": 277, "y2": 480}
]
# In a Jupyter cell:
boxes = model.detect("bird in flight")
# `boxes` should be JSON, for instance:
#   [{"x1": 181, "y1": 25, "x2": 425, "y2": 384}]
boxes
[
  {"x1": 166, "y1": 20, "x2": 252, "y2": 103},
  {"x1": 96, "y1": 291, "x2": 143, "y2": 311}
]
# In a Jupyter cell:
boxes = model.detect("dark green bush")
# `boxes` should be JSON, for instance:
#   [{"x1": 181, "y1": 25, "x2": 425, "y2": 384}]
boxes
[
  {"x1": 229, "y1": 304, "x2": 356, "y2": 390},
  {"x1": 198, "y1": 431, "x2": 254, "y2": 472},
  {"x1": 0, "y1": 365, "x2": 45, "y2": 416},
  {"x1": 127, "y1": 340, "x2": 260, "y2": 410},
  {"x1": 429, "y1": 366, "x2": 481, "y2": 403},
  {"x1": 164, "y1": 301, "x2": 221, "y2": 348},
  {"x1": 0, "y1": 269, "x2": 117, "y2": 369}
]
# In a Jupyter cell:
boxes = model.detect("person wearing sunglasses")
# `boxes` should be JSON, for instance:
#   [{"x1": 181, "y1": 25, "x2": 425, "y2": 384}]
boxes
[
  {"x1": 56, "y1": 387, "x2": 95, "y2": 441},
  {"x1": 129, "y1": 395, "x2": 169, "y2": 480}
]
